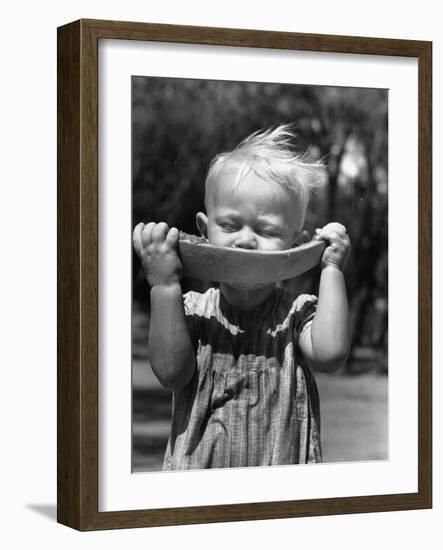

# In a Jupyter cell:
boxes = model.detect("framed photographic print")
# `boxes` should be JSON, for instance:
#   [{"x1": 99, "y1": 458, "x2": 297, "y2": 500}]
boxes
[{"x1": 57, "y1": 19, "x2": 432, "y2": 530}]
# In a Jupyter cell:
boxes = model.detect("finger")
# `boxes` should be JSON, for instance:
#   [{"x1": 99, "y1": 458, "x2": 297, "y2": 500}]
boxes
[
  {"x1": 152, "y1": 222, "x2": 169, "y2": 242},
  {"x1": 324, "y1": 237, "x2": 351, "y2": 260},
  {"x1": 324, "y1": 222, "x2": 347, "y2": 238},
  {"x1": 141, "y1": 222, "x2": 156, "y2": 247},
  {"x1": 132, "y1": 223, "x2": 145, "y2": 255},
  {"x1": 165, "y1": 226, "x2": 179, "y2": 247},
  {"x1": 315, "y1": 227, "x2": 334, "y2": 242},
  {"x1": 313, "y1": 227, "x2": 322, "y2": 240},
  {"x1": 317, "y1": 226, "x2": 346, "y2": 244},
  {"x1": 341, "y1": 232, "x2": 351, "y2": 248}
]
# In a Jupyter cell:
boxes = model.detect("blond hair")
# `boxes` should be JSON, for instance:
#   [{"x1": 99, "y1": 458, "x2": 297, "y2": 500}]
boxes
[{"x1": 205, "y1": 124, "x2": 325, "y2": 230}]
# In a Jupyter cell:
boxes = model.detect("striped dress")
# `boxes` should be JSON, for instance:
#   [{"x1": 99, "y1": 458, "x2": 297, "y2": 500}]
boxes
[{"x1": 162, "y1": 286, "x2": 322, "y2": 470}]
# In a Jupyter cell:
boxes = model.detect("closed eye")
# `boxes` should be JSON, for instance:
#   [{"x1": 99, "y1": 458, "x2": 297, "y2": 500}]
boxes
[
  {"x1": 258, "y1": 227, "x2": 281, "y2": 238},
  {"x1": 216, "y1": 218, "x2": 240, "y2": 232}
]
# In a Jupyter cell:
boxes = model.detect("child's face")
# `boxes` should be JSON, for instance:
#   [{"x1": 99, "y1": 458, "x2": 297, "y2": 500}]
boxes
[{"x1": 198, "y1": 168, "x2": 300, "y2": 251}]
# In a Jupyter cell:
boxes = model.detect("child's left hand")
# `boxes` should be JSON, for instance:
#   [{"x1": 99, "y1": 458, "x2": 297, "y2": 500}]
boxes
[{"x1": 314, "y1": 222, "x2": 351, "y2": 271}]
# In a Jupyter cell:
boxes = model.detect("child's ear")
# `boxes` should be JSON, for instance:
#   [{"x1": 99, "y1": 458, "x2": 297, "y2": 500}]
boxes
[{"x1": 196, "y1": 212, "x2": 208, "y2": 238}]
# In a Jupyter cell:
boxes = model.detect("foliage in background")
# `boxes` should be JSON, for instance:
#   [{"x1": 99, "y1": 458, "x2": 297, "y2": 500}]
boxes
[{"x1": 132, "y1": 77, "x2": 388, "y2": 371}]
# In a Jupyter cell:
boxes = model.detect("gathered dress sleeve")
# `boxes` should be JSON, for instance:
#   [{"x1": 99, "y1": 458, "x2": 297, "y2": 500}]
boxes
[
  {"x1": 182, "y1": 290, "x2": 201, "y2": 349},
  {"x1": 292, "y1": 294, "x2": 318, "y2": 344}
]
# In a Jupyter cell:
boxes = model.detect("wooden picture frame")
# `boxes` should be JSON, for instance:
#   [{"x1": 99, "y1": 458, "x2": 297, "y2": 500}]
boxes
[{"x1": 57, "y1": 18, "x2": 432, "y2": 530}]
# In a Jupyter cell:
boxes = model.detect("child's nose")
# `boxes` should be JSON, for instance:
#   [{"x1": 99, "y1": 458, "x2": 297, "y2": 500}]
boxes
[{"x1": 233, "y1": 228, "x2": 257, "y2": 249}]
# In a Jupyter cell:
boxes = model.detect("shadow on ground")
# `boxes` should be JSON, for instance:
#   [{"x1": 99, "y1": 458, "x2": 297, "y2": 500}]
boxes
[{"x1": 26, "y1": 504, "x2": 57, "y2": 522}]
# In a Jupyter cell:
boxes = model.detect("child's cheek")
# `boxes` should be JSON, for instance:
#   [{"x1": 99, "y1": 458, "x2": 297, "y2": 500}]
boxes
[
  {"x1": 259, "y1": 236, "x2": 288, "y2": 252},
  {"x1": 208, "y1": 227, "x2": 231, "y2": 247}
]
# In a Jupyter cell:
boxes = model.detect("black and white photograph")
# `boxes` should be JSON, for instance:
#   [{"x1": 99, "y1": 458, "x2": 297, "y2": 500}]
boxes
[{"x1": 131, "y1": 76, "x2": 389, "y2": 473}]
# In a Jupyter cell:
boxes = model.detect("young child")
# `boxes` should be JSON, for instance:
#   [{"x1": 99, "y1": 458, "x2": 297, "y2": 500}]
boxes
[{"x1": 133, "y1": 125, "x2": 351, "y2": 470}]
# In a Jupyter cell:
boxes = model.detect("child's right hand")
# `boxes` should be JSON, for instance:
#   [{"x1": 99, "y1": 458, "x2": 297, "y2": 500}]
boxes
[{"x1": 133, "y1": 222, "x2": 182, "y2": 287}]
